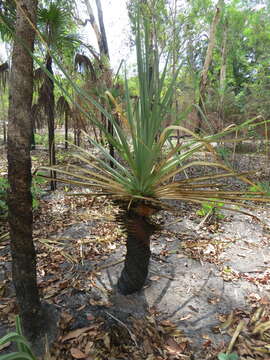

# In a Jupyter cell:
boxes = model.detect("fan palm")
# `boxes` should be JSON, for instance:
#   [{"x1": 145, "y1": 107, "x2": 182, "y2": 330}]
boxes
[
  {"x1": 41, "y1": 9, "x2": 270, "y2": 295},
  {"x1": 36, "y1": 2, "x2": 80, "y2": 190}
]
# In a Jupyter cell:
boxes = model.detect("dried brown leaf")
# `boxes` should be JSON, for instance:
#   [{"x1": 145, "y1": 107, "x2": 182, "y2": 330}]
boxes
[
  {"x1": 70, "y1": 347, "x2": 87, "y2": 359},
  {"x1": 62, "y1": 327, "x2": 93, "y2": 342}
]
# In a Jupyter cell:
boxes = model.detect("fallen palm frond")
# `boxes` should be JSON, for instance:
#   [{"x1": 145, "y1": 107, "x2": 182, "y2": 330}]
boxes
[{"x1": 219, "y1": 304, "x2": 270, "y2": 358}]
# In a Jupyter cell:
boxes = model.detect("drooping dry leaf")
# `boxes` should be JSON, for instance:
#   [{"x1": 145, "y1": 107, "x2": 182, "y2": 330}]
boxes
[{"x1": 0, "y1": 341, "x2": 11, "y2": 351}]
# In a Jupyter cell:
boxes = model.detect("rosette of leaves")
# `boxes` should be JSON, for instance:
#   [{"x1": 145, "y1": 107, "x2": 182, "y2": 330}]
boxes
[{"x1": 40, "y1": 7, "x2": 270, "y2": 295}]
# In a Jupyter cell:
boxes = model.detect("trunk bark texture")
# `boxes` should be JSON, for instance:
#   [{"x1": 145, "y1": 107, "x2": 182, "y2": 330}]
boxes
[
  {"x1": 7, "y1": 0, "x2": 42, "y2": 340},
  {"x1": 117, "y1": 209, "x2": 156, "y2": 295}
]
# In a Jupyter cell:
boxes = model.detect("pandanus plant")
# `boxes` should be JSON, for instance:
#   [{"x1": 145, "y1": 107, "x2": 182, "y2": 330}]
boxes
[{"x1": 40, "y1": 10, "x2": 270, "y2": 295}]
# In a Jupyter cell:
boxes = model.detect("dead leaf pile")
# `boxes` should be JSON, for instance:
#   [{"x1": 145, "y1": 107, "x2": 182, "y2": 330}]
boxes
[
  {"x1": 49, "y1": 311, "x2": 192, "y2": 360},
  {"x1": 218, "y1": 301, "x2": 270, "y2": 359}
]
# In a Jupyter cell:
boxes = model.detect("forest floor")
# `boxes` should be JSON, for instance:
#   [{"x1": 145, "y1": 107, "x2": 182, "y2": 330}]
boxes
[{"x1": 0, "y1": 147, "x2": 270, "y2": 360}]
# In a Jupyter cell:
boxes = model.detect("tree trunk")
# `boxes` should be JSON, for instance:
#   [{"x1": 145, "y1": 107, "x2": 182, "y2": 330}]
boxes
[
  {"x1": 30, "y1": 110, "x2": 35, "y2": 150},
  {"x1": 196, "y1": 0, "x2": 224, "y2": 133},
  {"x1": 7, "y1": 0, "x2": 42, "y2": 341},
  {"x1": 3, "y1": 119, "x2": 6, "y2": 144},
  {"x1": 83, "y1": 0, "x2": 103, "y2": 54},
  {"x1": 95, "y1": 0, "x2": 115, "y2": 164},
  {"x1": 117, "y1": 208, "x2": 156, "y2": 295},
  {"x1": 95, "y1": 0, "x2": 109, "y2": 57},
  {"x1": 218, "y1": 19, "x2": 228, "y2": 130},
  {"x1": 45, "y1": 55, "x2": 56, "y2": 190},
  {"x1": 65, "y1": 111, "x2": 68, "y2": 150},
  {"x1": 84, "y1": 0, "x2": 114, "y2": 163}
]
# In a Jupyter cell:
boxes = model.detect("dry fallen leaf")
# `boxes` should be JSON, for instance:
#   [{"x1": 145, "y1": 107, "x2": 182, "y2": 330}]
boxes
[
  {"x1": 70, "y1": 347, "x2": 87, "y2": 359},
  {"x1": 165, "y1": 337, "x2": 184, "y2": 355},
  {"x1": 62, "y1": 327, "x2": 93, "y2": 342}
]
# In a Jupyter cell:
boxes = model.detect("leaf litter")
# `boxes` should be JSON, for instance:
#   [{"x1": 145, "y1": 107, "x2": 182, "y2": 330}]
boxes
[{"x1": 0, "y1": 151, "x2": 270, "y2": 359}]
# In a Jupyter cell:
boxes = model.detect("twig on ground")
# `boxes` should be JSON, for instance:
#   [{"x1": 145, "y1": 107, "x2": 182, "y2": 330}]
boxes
[
  {"x1": 105, "y1": 311, "x2": 138, "y2": 347},
  {"x1": 226, "y1": 320, "x2": 245, "y2": 354},
  {"x1": 149, "y1": 270, "x2": 174, "y2": 281},
  {"x1": 95, "y1": 259, "x2": 124, "y2": 272}
]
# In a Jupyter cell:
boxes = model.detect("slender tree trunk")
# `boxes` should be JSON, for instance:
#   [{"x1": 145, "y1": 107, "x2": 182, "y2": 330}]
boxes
[
  {"x1": 117, "y1": 207, "x2": 156, "y2": 295},
  {"x1": 95, "y1": 0, "x2": 109, "y2": 56},
  {"x1": 196, "y1": 0, "x2": 223, "y2": 133},
  {"x1": 7, "y1": 0, "x2": 42, "y2": 341},
  {"x1": 65, "y1": 111, "x2": 68, "y2": 150},
  {"x1": 84, "y1": 0, "x2": 114, "y2": 163},
  {"x1": 45, "y1": 55, "x2": 56, "y2": 190},
  {"x1": 30, "y1": 110, "x2": 35, "y2": 150},
  {"x1": 83, "y1": 0, "x2": 103, "y2": 53},
  {"x1": 3, "y1": 120, "x2": 6, "y2": 144},
  {"x1": 218, "y1": 19, "x2": 228, "y2": 130},
  {"x1": 95, "y1": 0, "x2": 115, "y2": 164}
]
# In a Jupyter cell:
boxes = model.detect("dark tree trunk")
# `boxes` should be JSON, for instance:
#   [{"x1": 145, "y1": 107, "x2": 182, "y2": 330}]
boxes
[
  {"x1": 65, "y1": 111, "x2": 68, "y2": 150},
  {"x1": 117, "y1": 208, "x2": 156, "y2": 295},
  {"x1": 7, "y1": 0, "x2": 42, "y2": 341},
  {"x1": 45, "y1": 55, "x2": 56, "y2": 190}
]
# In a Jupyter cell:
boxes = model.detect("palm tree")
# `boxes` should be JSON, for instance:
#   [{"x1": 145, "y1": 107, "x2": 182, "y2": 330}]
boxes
[
  {"x1": 41, "y1": 7, "x2": 270, "y2": 295},
  {"x1": 36, "y1": 2, "x2": 79, "y2": 190},
  {"x1": 7, "y1": 0, "x2": 45, "y2": 342}
]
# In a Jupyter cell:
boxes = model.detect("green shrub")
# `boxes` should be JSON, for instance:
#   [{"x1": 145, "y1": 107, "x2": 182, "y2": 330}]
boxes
[
  {"x1": 0, "y1": 176, "x2": 46, "y2": 217},
  {"x1": 196, "y1": 200, "x2": 225, "y2": 219}
]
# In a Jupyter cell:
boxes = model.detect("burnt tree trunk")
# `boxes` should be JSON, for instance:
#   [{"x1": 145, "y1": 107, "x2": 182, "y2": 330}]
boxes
[
  {"x1": 117, "y1": 208, "x2": 156, "y2": 295},
  {"x1": 7, "y1": 0, "x2": 43, "y2": 341},
  {"x1": 45, "y1": 55, "x2": 56, "y2": 190}
]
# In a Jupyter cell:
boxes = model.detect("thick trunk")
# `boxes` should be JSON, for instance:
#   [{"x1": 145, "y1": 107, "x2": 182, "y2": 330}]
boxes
[
  {"x1": 117, "y1": 209, "x2": 156, "y2": 295},
  {"x1": 7, "y1": 0, "x2": 42, "y2": 341},
  {"x1": 45, "y1": 55, "x2": 56, "y2": 190}
]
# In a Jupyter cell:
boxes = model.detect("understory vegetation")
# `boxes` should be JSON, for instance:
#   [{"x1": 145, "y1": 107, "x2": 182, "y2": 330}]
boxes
[{"x1": 0, "y1": 0, "x2": 270, "y2": 359}]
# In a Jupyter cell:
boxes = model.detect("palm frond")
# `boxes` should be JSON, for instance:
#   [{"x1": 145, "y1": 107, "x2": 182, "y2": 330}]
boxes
[
  {"x1": 74, "y1": 53, "x2": 96, "y2": 80},
  {"x1": 56, "y1": 95, "x2": 71, "y2": 116}
]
